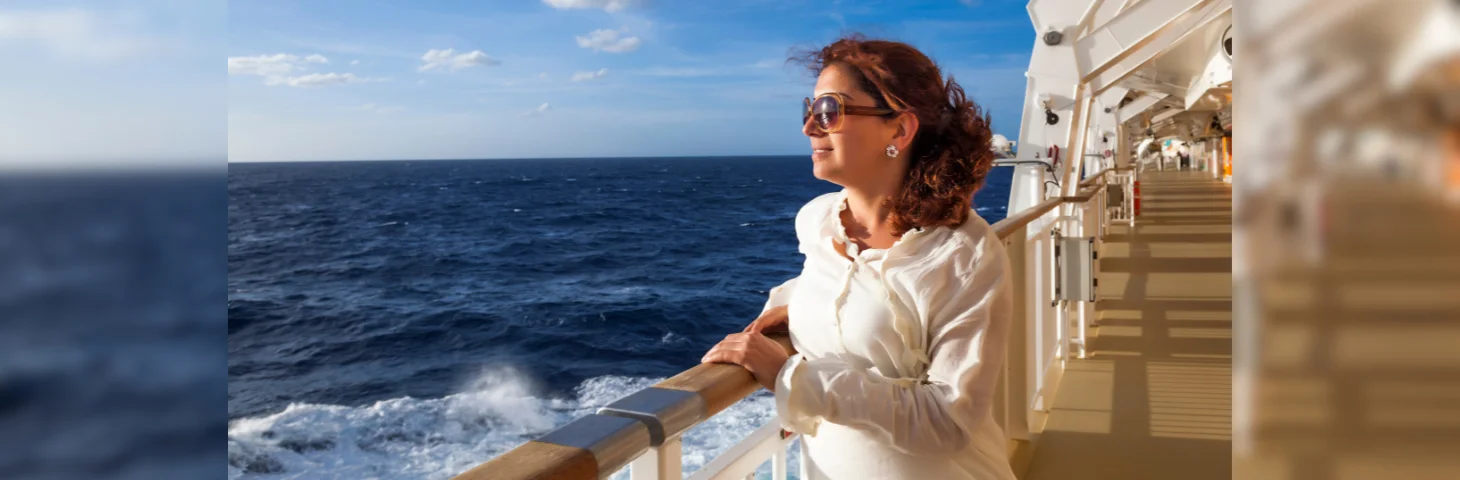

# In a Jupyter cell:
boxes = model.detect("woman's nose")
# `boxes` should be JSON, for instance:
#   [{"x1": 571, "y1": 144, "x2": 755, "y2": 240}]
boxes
[{"x1": 802, "y1": 117, "x2": 823, "y2": 138}]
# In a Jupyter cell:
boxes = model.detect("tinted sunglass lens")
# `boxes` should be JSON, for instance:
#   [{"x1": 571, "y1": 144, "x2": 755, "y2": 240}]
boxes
[{"x1": 812, "y1": 96, "x2": 840, "y2": 131}]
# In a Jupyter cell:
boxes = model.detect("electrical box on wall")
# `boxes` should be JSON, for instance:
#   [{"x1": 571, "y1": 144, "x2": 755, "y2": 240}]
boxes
[{"x1": 1058, "y1": 237, "x2": 1096, "y2": 302}]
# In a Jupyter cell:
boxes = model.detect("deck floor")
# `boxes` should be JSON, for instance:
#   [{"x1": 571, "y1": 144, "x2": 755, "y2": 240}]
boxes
[
  {"x1": 1239, "y1": 176, "x2": 1460, "y2": 479},
  {"x1": 1024, "y1": 170, "x2": 1233, "y2": 480}
]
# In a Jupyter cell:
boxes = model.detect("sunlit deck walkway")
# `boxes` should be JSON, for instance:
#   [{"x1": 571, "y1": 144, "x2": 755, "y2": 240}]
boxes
[
  {"x1": 1024, "y1": 170, "x2": 1233, "y2": 480},
  {"x1": 1240, "y1": 178, "x2": 1460, "y2": 478}
]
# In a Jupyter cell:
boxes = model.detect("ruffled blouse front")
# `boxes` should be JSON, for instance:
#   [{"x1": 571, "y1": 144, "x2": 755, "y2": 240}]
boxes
[{"x1": 760, "y1": 189, "x2": 1018, "y2": 480}]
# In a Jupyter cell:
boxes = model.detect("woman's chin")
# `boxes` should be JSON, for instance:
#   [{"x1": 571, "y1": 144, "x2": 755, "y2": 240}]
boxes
[{"x1": 811, "y1": 162, "x2": 835, "y2": 181}]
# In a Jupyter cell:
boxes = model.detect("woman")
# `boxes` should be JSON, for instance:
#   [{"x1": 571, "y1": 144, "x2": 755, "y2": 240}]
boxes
[{"x1": 701, "y1": 35, "x2": 1016, "y2": 479}]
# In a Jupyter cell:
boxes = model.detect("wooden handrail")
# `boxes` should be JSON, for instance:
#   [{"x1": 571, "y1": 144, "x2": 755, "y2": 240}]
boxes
[
  {"x1": 1061, "y1": 183, "x2": 1107, "y2": 203},
  {"x1": 1060, "y1": 192, "x2": 1098, "y2": 203},
  {"x1": 655, "y1": 335, "x2": 795, "y2": 415},
  {"x1": 455, "y1": 442, "x2": 598, "y2": 480},
  {"x1": 456, "y1": 335, "x2": 796, "y2": 480},
  {"x1": 991, "y1": 197, "x2": 1062, "y2": 240},
  {"x1": 1078, "y1": 168, "x2": 1112, "y2": 188}
]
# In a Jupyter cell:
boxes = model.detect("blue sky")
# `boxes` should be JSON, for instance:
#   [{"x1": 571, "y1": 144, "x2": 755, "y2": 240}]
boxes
[
  {"x1": 2, "y1": 1, "x2": 1035, "y2": 164},
  {"x1": 0, "y1": 0, "x2": 225, "y2": 167},
  {"x1": 229, "y1": 0, "x2": 1035, "y2": 162}
]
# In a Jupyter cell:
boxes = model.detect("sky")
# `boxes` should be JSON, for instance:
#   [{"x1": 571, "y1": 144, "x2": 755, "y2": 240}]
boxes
[
  {"x1": 1, "y1": 1, "x2": 1036, "y2": 164},
  {"x1": 0, "y1": 0, "x2": 226, "y2": 167}
]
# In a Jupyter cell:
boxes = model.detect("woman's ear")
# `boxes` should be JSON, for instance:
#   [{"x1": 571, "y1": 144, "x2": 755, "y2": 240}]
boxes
[{"x1": 892, "y1": 111, "x2": 920, "y2": 152}]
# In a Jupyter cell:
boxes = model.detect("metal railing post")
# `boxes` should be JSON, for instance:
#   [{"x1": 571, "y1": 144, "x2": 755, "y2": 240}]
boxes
[
  {"x1": 772, "y1": 443, "x2": 787, "y2": 480},
  {"x1": 1004, "y1": 223, "x2": 1033, "y2": 440},
  {"x1": 630, "y1": 447, "x2": 659, "y2": 480},
  {"x1": 660, "y1": 438, "x2": 682, "y2": 479},
  {"x1": 798, "y1": 438, "x2": 809, "y2": 480}
]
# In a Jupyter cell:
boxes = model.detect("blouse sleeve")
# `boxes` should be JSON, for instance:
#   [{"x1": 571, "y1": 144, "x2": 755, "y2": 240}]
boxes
[
  {"x1": 760, "y1": 276, "x2": 798, "y2": 315},
  {"x1": 773, "y1": 231, "x2": 1013, "y2": 456}
]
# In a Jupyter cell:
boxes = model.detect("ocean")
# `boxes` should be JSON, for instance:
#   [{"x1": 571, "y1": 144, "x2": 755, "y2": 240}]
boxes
[
  {"x1": 1, "y1": 173, "x2": 225, "y2": 480},
  {"x1": 227, "y1": 156, "x2": 1013, "y2": 479}
]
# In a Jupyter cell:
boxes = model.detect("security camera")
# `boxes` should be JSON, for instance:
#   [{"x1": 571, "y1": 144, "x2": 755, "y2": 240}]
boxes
[{"x1": 1043, "y1": 30, "x2": 1064, "y2": 46}]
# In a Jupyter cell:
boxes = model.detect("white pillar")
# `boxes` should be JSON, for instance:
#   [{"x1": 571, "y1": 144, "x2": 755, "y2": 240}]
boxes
[{"x1": 1010, "y1": 0, "x2": 1103, "y2": 214}]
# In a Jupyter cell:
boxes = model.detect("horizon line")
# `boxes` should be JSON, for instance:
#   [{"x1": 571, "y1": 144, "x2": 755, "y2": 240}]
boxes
[{"x1": 227, "y1": 153, "x2": 817, "y2": 164}]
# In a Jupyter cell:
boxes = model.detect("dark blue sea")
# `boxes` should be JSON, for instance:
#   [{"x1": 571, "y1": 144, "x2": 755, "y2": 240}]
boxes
[
  {"x1": 1, "y1": 172, "x2": 225, "y2": 480},
  {"x1": 227, "y1": 156, "x2": 1012, "y2": 479}
]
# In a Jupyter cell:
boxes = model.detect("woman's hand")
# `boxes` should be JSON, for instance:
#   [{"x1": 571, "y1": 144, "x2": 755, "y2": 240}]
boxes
[
  {"x1": 743, "y1": 304, "x2": 789, "y2": 334},
  {"x1": 701, "y1": 332, "x2": 790, "y2": 392}
]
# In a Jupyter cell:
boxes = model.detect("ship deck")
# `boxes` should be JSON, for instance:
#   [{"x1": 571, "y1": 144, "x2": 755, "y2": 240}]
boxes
[{"x1": 1023, "y1": 170, "x2": 1234, "y2": 480}]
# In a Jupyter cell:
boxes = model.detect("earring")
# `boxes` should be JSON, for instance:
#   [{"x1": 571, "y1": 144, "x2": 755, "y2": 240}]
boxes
[{"x1": 885, "y1": 144, "x2": 899, "y2": 157}]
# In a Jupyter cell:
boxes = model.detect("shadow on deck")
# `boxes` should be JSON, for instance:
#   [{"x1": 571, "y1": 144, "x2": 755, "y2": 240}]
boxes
[{"x1": 1024, "y1": 170, "x2": 1234, "y2": 480}]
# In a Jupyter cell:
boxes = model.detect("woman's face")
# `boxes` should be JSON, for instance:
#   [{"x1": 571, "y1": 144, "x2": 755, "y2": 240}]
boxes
[{"x1": 804, "y1": 64, "x2": 901, "y2": 186}]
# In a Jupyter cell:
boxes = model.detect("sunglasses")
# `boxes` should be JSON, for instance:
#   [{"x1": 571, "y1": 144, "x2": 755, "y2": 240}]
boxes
[{"x1": 802, "y1": 92, "x2": 895, "y2": 133}]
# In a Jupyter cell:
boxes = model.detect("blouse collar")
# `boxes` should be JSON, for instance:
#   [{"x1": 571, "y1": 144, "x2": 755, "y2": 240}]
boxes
[{"x1": 823, "y1": 188, "x2": 932, "y2": 260}]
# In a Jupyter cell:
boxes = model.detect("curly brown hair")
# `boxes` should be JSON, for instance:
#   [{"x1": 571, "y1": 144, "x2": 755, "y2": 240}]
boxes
[{"x1": 793, "y1": 34, "x2": 996, "y2": 235}]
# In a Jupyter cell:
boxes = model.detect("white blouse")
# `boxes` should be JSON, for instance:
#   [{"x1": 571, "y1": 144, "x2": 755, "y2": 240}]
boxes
[{"x1": 763, "y1": 189, "x2": 1017, "y2": 480}]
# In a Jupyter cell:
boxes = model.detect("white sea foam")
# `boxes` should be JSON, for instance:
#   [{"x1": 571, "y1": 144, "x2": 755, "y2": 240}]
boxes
[{"x1": 227, "y1": 367, "x2": 793, "y2": 479}]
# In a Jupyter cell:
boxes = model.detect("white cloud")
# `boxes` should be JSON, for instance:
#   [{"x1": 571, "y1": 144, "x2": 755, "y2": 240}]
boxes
[
  {"x1": 752, "y1": 59, "x2": 782, "y2": 68},
  {"x1": 960, "y1": 0, "x2": 982, "y2": 6},
  {"x1": 524, "y1": 103, "x2": 551, "y2": 117},
  {"x1": 570, "y1": 68, "x2": 609, "y2": 82},
  {"x1": 575, "y1": 29, "x2": 642, "y2": 53},
  {"x1": 418, "y1": 48, "x2": 499, "y2": 72},
  {"x1": 350, "y1": 59, "x2": 360, "y2": 66},
  {"x1": 229, "y1": 53, "x2": 373, "y2": 87},
  {"x1": 539, "y1": 72, "x2": 549, "y2": 79},
  {"x1": 228, "y1": 53, "x2": 329, "y2": 76},
  {"x1": 264, "y1": 72, "x2": 376, "y2": 88},
  {"x1": 0, "y1": 8, "x2": 160, "y2": 61},
  {"x1": 542, "y1": 0, "x2": 640, "y2": 12}
]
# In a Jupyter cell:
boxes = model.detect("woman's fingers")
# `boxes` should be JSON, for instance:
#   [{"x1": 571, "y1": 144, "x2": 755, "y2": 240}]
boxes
[
  {"x1": 702, "y1": 347, "x2": 743, "y2": 365},
  {"x1": 750, "y1": 306, "x2": 790, "y2": 334},
  {"x1": 701, "y1": 333, "x2": 789, "y2": 391},
  {"x1": 701, "y1": 334, "x2": 751, "y2": 364},
  {"x1": 701, "y1": 340, "x2": 734, "y2": 364},
  {"x1": 744, "y1": 306, "x2": 789, "y2": 334},
  {"x1": 744, "y1": 318, "x2": 774, "y2": 334}
]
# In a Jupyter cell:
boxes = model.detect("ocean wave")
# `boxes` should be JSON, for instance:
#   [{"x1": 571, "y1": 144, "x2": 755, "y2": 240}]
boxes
[{"x1": 226, "y1": 368, "x2": 785, "y2": 480}]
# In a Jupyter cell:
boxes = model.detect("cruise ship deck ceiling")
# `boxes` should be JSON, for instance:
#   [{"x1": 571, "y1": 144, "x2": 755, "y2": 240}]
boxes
[
  {"x1": 1243, "y1": 0, "x2": 1444, "y2": 127},
  {"x1": 1107, "y1": 5, "x2": 1233, "y2": 140}
]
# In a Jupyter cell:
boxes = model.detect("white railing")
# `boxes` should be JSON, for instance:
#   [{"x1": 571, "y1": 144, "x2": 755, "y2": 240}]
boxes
[
  {"x1": 683, "y1": 423, "x2": 800, "y2": 480},
  {"x1": 626, "y1": 435, "x2": 682, "y2": 480},
  {"x1": 458, "y1": 171, "x2": 1119, "y2": 480}
]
